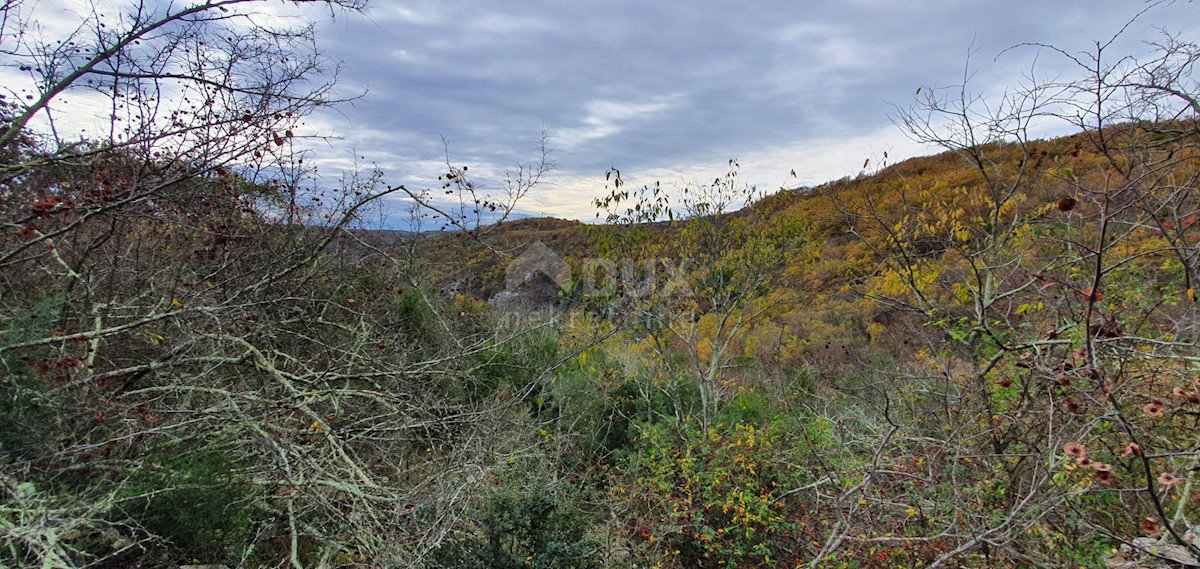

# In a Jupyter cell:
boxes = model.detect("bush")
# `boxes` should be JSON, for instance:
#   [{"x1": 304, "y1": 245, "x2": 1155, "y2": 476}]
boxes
[
  {"x1": 432, "y1": 480, "x2": 601, "y2": 569},
  {"x1": 470, "y1": 330, "x2": 558, "y2": 402},
  {"x1": 123, "y1": 445, "x2": 260, "y2": 565},
  {"x1": 552, "y1": 347, "x2": 699, "y2": 464},
  {"x1": 618, "y1": 415, "x2": 821, "y2": 567},
  {"x1": 0, "y1": 295, "x2": 63, "y2": 460}
]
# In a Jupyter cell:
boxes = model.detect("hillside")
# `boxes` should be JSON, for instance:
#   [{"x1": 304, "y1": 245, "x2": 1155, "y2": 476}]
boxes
[
  {"x1": 418, "y1": 123, "x2": 1192, "y2": 366},
  {"x1": 395, "y1": 121, "x2": 1200, "y2": 565},
  {"x1": 5, "y1": 0, "x2": 1200, "y2": 563}
]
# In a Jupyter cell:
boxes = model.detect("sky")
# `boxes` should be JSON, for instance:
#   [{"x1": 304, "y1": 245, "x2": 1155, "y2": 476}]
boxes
[
  {"x1": 304, "y1": 0, "x2": 1198, "y2": 223},
  {"x1": 11, "y1": 1, "x2": 1200, "y2": 225}
]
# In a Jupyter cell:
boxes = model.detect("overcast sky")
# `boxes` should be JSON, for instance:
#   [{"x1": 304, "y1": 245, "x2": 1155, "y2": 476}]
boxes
[
  {"x1": 299, "y1": 0, "x2": 1198, "y2": 223},
  {"x1": 18, "y1": 1, "x2": 1200, "y2": 225}
]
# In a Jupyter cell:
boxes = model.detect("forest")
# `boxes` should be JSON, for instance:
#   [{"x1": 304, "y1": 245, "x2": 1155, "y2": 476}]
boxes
[{"x1": 4, "y1": 1, "x2": 1200, "y2": 568}]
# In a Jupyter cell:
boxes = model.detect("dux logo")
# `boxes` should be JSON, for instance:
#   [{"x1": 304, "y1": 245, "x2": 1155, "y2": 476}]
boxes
[
  {"x1": 506, "y1": 241, "x2": 571, "y2": 292},
  {"x1": 505, "y1": 241, "x2": 695, "y2": 301}
]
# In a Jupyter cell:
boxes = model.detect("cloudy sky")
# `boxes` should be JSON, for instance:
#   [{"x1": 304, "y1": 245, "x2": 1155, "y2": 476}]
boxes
[
  {"x1": 16, "y1": 1, "x2": 1200, "y2": 225},
  {"x1": 300, "y1": 0, "x2": 1198, "y2": 223}
]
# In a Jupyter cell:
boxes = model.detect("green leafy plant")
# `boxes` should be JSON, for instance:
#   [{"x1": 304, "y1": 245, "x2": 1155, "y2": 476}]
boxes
[
  {"x1": 432, "y1": 480, "x2": 601, "y2": 569},
  {"x1": 618, "y1": 412, "x2": 820, "y2": 567},
  {"x1": 123, "y1": 446, "x2": 261, "y2": 565}
]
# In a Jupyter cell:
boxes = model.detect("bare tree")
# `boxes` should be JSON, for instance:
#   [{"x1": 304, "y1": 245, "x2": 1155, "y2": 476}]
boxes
[
  {"x1": 590, "y1": 160, "x2": 805, "y2": 427},
  {"x1": 830, "y1": 11, "x2": 1200, "y2": 566},
  {"x1": 0, "y1": 2, "x2": 560, "y2": 567}
]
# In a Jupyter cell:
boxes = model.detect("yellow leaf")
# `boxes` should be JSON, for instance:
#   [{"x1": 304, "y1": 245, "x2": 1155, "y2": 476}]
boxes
[
  {"x1": 308, "y1": 420, "x2": 325, "y2": 433},
  {"x1": 1189, "y1": 288, "x2": 1195, "y2": 302},
  {"x1": 171, "y1": 298, "x2": 183, "y2": 308}
]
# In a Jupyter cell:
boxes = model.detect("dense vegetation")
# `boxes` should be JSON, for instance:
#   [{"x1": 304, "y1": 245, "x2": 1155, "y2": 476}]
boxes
[{"x1": 5, "y1": 1, "x2": 1200, "y2": 567}]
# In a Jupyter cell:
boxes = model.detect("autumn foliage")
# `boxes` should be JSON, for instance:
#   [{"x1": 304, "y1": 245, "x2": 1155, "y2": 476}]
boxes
[{"x1": 7, "y1": 1, "x2": 1200, "y2": 568}]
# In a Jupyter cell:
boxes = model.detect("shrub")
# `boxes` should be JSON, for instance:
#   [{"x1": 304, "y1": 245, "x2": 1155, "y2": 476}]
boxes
[
  {"x1": 470, "y1": 330, "x2": 558, "y2": 402},
  {"x1": 122, "y1": 445, "x2": 260, "y2": 565},
  {"x1": 618, "y1": 415, "x2": 820, "y2": 567},
  {"x1": 552, "y1": 347, "x2": 700, "y2": 464},
  {"x1": 432, "y1": 480, "x2": 601, "y2": 569}
]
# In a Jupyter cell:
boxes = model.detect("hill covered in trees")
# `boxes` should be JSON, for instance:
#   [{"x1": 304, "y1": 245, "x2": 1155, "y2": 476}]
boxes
[
  {"x1": 4, "y1": 0, "x2": 1200, "y2": 568},
  {"x1": 399, "y1": 118, "x2": 1200, "y2": 567}
]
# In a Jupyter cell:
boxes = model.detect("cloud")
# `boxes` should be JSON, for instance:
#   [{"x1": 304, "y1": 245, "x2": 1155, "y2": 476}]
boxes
[
  {"x1": 516, "y1": 123, "x2": 937, "y2": 221},
  {"x1": 13, "y1": 0, "x2": 1200, "y2": 227},
  {"x1": 556, "y1": 96, "x2": 680, "y2": 149}
]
